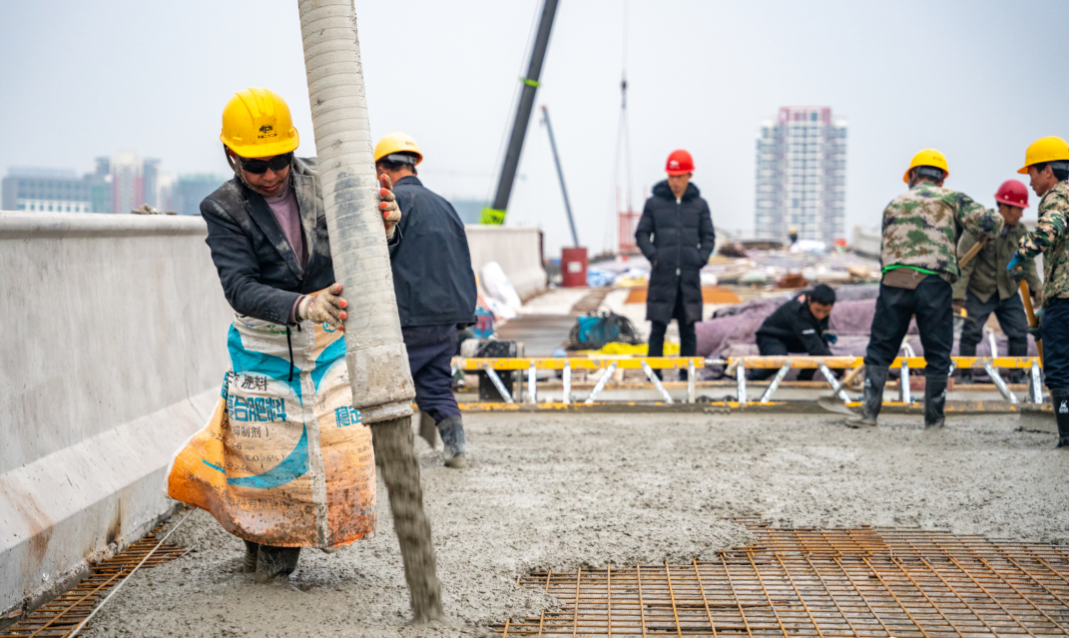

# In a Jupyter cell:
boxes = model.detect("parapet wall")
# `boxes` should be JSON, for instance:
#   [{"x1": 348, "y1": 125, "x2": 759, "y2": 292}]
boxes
[{"x1": 0, "y1": 213, "x2": 234, "y2": 617}]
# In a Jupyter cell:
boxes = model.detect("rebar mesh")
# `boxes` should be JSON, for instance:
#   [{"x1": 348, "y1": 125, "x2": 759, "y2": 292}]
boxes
[
  {"x1": 496, "y1": 520, "x2": 1069, "y2": 637},
  {"x1": 2, "y1": 525, "x2": 185, "y2": 638}
]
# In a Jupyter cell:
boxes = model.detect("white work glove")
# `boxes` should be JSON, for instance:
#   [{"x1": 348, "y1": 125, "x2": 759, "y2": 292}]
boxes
[
  {"x1": 379, "y1": 174, "x2": 401, "y2": 239},
  {"x1": 298, "y1": 283, "x2": 348, "y2": 330}
]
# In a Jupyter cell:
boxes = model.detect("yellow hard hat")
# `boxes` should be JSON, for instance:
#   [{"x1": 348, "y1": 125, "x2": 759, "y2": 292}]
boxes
[
  {"x1": 374, "y1": 132, "x2": 423, "y2": 165},
  {"x1": 903, "y1": 148, "x2": 949, "y2": 183},
  {"x1": 219, "y1": 88, "x2": 299, "y2": 158},
  {"x1": 1017, "y1": 136, "x2": 1069, "y2": 174}
]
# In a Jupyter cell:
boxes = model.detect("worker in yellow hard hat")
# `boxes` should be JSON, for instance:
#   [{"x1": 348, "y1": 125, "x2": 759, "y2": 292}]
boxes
[
  {"x1": 374, "y1": 132, "x2": 478, "y2": 468},
  {"x1": 175, "y1": 88, "x2": 401, "y2": 583},
  {"x1": 842, "y1": 148, "x2": 1002, "y2": 429},
  {"x1": 1010, "y1": 136, "x2": 1069, "y2": 447}
]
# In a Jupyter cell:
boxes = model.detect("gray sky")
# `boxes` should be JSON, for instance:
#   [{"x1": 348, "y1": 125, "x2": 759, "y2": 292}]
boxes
[{"x1": 2, "y1": 1, "x2": 1068, "y2": 257}]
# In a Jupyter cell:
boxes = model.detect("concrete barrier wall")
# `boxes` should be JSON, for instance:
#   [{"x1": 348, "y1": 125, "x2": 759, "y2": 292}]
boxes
[
  {"x1": 464, "y1": 225, "x2": 546, "y2": 300},
  {"x1": 0, "y1": 213, "x2": 234, "y2": 617}
]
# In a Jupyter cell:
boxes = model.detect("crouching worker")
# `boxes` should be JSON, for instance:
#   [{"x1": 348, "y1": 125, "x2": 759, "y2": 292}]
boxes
[
  {"x1": 167, "y1": 88, "x2": 401, "y2": 583},
  {"x1": 375, "y1": 133, "x2": 478, "y2": 468},
  {"x1": 750, "y1": 285, "x2": 837, "y2": 381}
]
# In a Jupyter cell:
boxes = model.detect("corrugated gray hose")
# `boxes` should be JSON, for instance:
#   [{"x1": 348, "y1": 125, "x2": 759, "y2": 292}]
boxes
[
  {"x1": 298, "y1": 0, "x2": 443, "y2": 623},
  {"x1": 298, "y1": 0, "x2": 415, "y2": 424}
]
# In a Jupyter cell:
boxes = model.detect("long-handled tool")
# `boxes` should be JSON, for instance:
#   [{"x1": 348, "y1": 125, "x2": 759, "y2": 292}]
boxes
[
  {"x1": 1020, "y1": 279, "x2": 1043, "y2": 365},
  {"x1": 818, "y1": 237, "x2": 990, "y2": 415}
]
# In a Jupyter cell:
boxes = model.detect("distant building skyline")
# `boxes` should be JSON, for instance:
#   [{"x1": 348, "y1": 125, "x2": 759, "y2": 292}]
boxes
[
  {"x1": 1, "y1": 151, "x2": 226, "y2": 215},
  {"x1": 0, "y1": 167, "x2": 94, "y2": 213},
  {"x1": 754, "y1": 106, "x2": 847, "y2": 244}
]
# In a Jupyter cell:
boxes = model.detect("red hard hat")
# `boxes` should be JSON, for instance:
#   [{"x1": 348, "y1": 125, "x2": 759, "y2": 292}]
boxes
[
  {"x1": 665, "y1": 149, "x2": 694, "y2": 175},
  {"x1": 994, "y1": 179, "x2": 1029, "y2": 209}
]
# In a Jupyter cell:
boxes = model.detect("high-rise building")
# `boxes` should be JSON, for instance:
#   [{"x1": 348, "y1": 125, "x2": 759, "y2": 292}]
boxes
[
  {"x1": 754, "y1": 106, "x2": 847, "y2": 245},
  {"x1": 111, "y1": 149, "x2": 144, "y2": 215},
  {"x1": 172, "y1": 174, "x2": 229, "y2": 216},
  {"x1": 1, "y1": 168, "x2": 94, "y2": 213},
  {"x1": 143, "y1": 158, "x2": 160, "y2": 209},
  {"x1": 90, "y1": 157, "x2": 112, "y2": 213}
]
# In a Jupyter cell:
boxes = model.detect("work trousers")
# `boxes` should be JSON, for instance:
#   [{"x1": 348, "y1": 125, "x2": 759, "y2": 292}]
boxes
[
  {"x1": 749, "y1": 335, "x2": 817, "y2": 381},
  {"x1": 648, "y1": 284, "x2": 697, "y2": 358},
  {"x1": 1042, "y1": 297, "x2": 1069, "y2": 389},
  {"x1": 864, "y1": 277, "x2": 953, "y2": 376},
  {"x1": 959, "y1": 290, "x2": 1029, "y2": 357},
  {"x1": 402, "y1": 324, "x2": 461, "y2": 424}
]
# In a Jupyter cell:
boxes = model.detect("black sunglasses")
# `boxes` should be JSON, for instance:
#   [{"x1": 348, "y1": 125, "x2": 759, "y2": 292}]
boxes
[{"x1": 238, "y1": 152, "x2": 293, "y2": 174}]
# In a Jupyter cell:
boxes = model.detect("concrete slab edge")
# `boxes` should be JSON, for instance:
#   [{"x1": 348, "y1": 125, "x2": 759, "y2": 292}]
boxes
[{"x1": 0, "y1": 389, "x2": 216, "y2": 615}]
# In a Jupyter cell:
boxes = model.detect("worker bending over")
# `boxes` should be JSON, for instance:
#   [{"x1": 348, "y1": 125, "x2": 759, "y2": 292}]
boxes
[
  {"x1": 954, "y1": 180, "x2": 1040, "y2": 384},
  {"x1": 635, "y1": 149, "x2": 716, "y2": 378},
  {"x1": 847, "y1": 150, "x2": 1003, "y2": 429},
  {"x1": 1010, "y1": 136, "x2": 1069, "y2": 447},
  {"x1": 192, "y1": 88, "x2": 400, "y2": 582},
  {"x1": 376, "y1": 133, "x2": 478, "y2": 468},
  {"x1": 750, "y1": 285, "x2": 837, "y2": 381}
]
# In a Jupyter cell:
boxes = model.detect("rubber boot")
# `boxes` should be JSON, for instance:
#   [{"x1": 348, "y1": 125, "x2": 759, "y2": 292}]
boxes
[
  {"x1": 924, "y1": 374, "x2": 948, "y2": 429},
  {"x1": 254, "y1": 545, "x2": 301, "y2": 583},
  {"x1": 1051, "y1": 389, "x2": 1069, "y2": 448},
  {"x1": 437, "y1": 415, "x2": 467, "y2": 468},
  {"x1": 845, "y1": 366, "x2": 887, "y2": 428},
  {"x1": 242, "y1": 540, "x2": 260, "y2": 573}
]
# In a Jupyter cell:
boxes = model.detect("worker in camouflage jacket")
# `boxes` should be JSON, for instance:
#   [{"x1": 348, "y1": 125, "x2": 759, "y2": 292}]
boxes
[
  {"x1": 846, "y1": 149, "x2": 1002, "y2": 430},
  {"x1": 954, "y1": 180, "x2": 1040, "y2": 384},
  {"x1": 1010, "y1": 136, "x2": 1069, "y2": 447}
]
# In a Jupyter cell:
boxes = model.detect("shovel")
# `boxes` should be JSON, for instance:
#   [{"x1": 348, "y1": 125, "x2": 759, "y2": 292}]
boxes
[
  {"x1": 818, "y1": 237, "x2": 990, "y2": 416},
  {"x1": 816, "y1": 365, "x2": 865, "y2": 415}
]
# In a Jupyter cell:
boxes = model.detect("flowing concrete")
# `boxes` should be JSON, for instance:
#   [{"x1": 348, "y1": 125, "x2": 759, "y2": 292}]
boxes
[
  {"x1": 80, "y1": 411, "x2": 1068, "y2": 637},
  {"x1": 0, "y1": 212, "x2": 234, "y2": 617}
]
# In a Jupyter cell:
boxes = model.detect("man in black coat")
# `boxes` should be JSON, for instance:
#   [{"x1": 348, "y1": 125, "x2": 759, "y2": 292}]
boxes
[
  {"x1": 750, "y1": 285, "x2": 837, "y2": 381},
  {"x1": 376, "y1": 132, "x2": 477, "y2": 469},
  {"x1": 635, "y1": 149, "x2": 716, "y2": 375}
]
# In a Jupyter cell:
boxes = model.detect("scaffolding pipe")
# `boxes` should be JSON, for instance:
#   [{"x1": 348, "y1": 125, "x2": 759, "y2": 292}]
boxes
[{"x1": 541, "y1": 105, "x2": 579, "y2": 246}]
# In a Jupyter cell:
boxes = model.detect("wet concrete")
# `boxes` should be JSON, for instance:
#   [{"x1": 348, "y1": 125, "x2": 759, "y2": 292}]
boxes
[{"x1": 82, "y1": 411, "x2": 1069, "y2": 637}]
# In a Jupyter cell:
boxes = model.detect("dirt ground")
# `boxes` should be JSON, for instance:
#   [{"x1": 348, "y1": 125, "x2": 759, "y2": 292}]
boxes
[{"x1": 83, "y1": 411, "x2": 1069, "y2": 637}]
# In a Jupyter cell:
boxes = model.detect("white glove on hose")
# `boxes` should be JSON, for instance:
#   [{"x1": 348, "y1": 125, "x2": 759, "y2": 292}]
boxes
[{"x1": 298, "y1": 283, "x2": 347, "y2": 330}]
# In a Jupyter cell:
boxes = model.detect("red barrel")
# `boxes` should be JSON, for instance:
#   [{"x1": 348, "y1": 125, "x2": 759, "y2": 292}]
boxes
[{"x1": 561, "y1": 247, "x2": 588, "y2": 287}]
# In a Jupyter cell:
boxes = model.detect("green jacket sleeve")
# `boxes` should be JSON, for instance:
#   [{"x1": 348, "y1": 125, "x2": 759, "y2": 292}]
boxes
[
  {"x1": 1019, "y1": 192, "x2": 1069, "y2": 259},
  {"x1": 953, "y1": 230, "x2": 978, "y2": 300}
]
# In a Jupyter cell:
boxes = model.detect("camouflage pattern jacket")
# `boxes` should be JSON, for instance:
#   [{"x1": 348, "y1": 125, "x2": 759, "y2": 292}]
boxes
[
  {"x1": 953, "y1": 222, "x2": 1040, "y2": 304},
  {"x1": 880, "y1": 182, "x2": 1003, "y2": 282},
  {"x1": 1018, "y1": 180, "x2": 1069, "y2": 307}
]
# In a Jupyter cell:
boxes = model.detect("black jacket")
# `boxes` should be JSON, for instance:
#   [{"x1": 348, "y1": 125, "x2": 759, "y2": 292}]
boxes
[
  {"x1": 755, "y1": 295, "x2": 832, "y2": 356},
  {"x1": 200, "y1": 157, "x2": 334, "y2": 324},
  {"x1": 635, "y1": 180, "x2": 716, "y2": 324},
  {"x1": 388, "y1": 175, "x2": 477, "y2": 327}
]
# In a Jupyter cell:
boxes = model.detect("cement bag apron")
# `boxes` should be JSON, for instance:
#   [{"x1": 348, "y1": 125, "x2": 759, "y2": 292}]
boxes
[{"x1": 167, "y1": 315, "x2": 376, "y2": 548}]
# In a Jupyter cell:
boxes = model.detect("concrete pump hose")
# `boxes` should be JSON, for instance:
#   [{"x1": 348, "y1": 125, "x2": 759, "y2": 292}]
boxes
[{"x1": 298, "y1": 0, "x2": 414, "y2": 424}]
